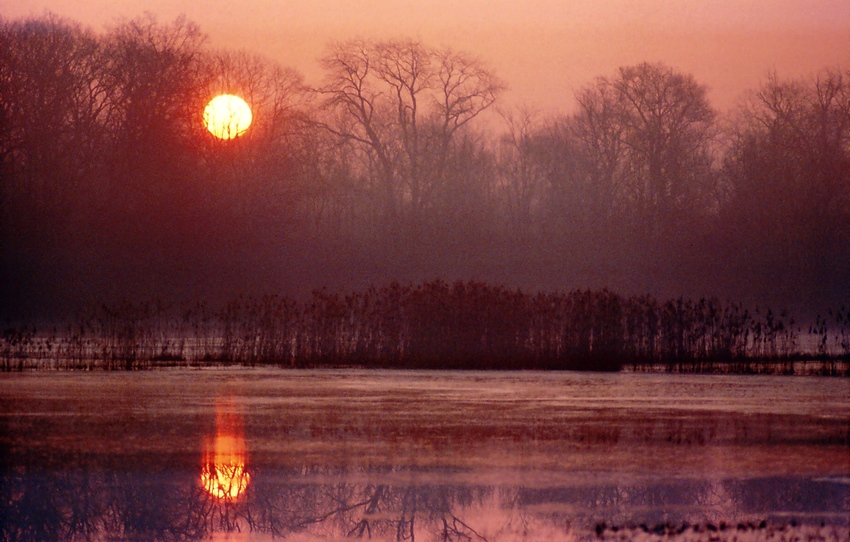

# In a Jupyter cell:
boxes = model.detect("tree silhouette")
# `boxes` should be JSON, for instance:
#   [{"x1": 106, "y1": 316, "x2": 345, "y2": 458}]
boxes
[
  {"x1": 316, "y1": 38, "x2": 502, "y2": 236},
  {"x1": 720, "y1": 70, "x2": 850, "y2": 308}
]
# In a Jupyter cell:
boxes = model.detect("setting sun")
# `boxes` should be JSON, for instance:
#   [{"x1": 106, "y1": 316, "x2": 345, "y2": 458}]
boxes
[{"x1": 203, "y1": 94, "x2": 252, "y2": 139}]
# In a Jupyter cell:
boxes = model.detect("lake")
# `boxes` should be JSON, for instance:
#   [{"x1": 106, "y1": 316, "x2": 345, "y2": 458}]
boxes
[{"x1": 1, "y1": 369, "x2": 848, "y2": 541}]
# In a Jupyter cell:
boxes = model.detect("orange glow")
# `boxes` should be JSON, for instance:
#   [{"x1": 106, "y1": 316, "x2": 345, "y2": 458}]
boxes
[
  {"x1": 201, "y1": 400, "x2": 250, "y2": 500},
  {"x1": 203, "y1": 94, "x2": 252, "y2": 140},
  {"x1": 4, "y1": 2, "x2": 849, "y2": 115}
]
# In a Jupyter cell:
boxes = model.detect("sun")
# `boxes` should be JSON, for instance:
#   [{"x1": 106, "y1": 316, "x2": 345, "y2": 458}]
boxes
[{"x1": 204, "y1": 94, "x2": 253, "y2": 140}]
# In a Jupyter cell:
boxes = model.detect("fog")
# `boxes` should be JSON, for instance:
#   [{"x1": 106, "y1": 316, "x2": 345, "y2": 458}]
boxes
[{"x1": 1, "y1": 14, "x2": 848, "y2": 319}]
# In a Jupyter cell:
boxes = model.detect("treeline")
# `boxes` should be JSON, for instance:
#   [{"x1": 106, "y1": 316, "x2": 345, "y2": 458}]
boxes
[
  {"x1": 1, "y1": 14, "x2": 848, "y2": 317},
  {"x1": 3, "y1": 281, "x2": 849, "y2": 373}
]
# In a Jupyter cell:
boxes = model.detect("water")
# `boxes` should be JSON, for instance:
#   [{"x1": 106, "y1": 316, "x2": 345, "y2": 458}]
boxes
[{"x1": 1, "y1": 369, "x2": 848, "y2": 541}]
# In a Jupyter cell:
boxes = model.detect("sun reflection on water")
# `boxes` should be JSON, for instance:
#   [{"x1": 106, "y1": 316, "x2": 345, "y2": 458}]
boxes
[{"x1": 201, "y1": 399, "x2": 250, "y2": 500}]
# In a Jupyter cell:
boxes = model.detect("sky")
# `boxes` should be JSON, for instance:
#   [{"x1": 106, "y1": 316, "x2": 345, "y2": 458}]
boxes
[{"x1": 3, "y1": 0, "x2": 849, "y2": 114}]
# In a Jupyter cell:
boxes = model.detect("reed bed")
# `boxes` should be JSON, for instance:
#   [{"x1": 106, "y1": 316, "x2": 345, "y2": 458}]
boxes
[{"x1": 3, "y1": 281, "x2": 849, "y2": 373}]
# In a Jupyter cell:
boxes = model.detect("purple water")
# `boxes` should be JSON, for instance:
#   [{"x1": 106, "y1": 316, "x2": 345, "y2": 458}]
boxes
[{"x1": 1, "y1": 369, "x2": 848, "y2": 540}]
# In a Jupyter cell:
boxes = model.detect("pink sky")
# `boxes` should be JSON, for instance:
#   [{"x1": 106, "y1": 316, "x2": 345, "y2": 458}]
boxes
[{"x1": 3, "y1": 0, "x2": 848, "y2": 113}]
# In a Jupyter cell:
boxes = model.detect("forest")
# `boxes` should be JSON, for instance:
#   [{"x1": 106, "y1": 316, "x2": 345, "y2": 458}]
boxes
[{"x1": 1, "y1": 14, "x2": 848, "y2": 328}]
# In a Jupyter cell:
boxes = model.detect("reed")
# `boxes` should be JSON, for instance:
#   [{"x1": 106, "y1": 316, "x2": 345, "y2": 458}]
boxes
[{"x1": 2, "y1": 281, "x2": 848, "y2": 373}]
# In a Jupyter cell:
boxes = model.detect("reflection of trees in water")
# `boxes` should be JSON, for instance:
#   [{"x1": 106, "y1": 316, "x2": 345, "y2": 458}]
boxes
[
  {"x1": 247, "y1": 475, "x2": 493, "y2": 540},
  {"x1": 0, "y1": 468, "x2": 210, "y2": 541},
  {"x1": 0, "y1": 466, "x2": 503, "y2": 541},
  {"x1": 6, "y1": 465, "x2": 842, "y2": 540}
]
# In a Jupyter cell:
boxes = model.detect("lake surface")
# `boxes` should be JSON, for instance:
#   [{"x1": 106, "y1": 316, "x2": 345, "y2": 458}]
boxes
[{"x1": 1, "y1": 369, "x2": 848, "y2": 541}]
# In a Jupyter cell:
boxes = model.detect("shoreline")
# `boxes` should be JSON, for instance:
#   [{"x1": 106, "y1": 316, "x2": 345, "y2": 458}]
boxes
[{"x1": 2, "y1": 357, "x2": 848, "y2": 376}]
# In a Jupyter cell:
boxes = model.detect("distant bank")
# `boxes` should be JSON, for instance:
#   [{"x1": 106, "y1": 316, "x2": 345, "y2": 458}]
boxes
[{"x1": 3, "y1": 281, "x2": 849, "y2": 375}]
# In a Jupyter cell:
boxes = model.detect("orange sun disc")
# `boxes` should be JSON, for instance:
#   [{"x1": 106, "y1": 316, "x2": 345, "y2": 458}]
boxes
[{"x1": 204, "y1": 94, "x2": 253, "y2": 139}]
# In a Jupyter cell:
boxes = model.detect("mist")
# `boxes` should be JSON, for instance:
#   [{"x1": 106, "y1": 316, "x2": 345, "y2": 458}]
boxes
[{"x1": 1, "y1": 14, "x2": 848, "y2": 320}]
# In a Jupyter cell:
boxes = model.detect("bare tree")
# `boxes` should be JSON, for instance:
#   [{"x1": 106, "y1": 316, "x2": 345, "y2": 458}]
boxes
[
  {"x1": 428, "y1": 49, "x2": 503, "y2": 227},
  {"x1": 315, "y1": 39, "x2": 502, "y2": 235},
  {"x1": 614, "y1": 63, "x2": 717, "y2": 227},
  {"x1": 200, "y1": 49, "x2": 309, "y2": 220},
  {"x1": 0, "y1": 15, "x2": 105, "y2": 218},
  {"x1": 99, "y1": 13, "x2": 209, "y2": 182},
  {"x1": 571, "y1": 78, "x2": 629, "y2": 223},
  {"x1": 373, "y1": 39, "x2": 432, "y2": 221},
  {"x1": 497, "y1": 107, "x2": 546, "y2": 235},
  {"x1": 317, "y1": 39, "x2": 400, "y2": 228},
  {"x1": 555, "y1": 63, "x2": 718, "y2": 236},
  {"x1": 720, "y1": 70, "x2": 850, "y2": 306},
  {"x1": 724, "y1": 71, "x2": 850, "y2": 238}
]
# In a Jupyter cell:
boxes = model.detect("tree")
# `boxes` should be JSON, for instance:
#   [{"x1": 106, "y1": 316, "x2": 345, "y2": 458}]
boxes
[
  {"x1": 199, "y1": 49, "x2": 309, "y2": 226},
  {"x1": 0, "y1": 15, "x2": 104, "y2": 223},
  {"x1": 99, "y1": 13, "x2": 209, "y2": 182},
  {"x1": 615, "y1": 63, "x2": 717, "y2": 222},
  {"x1": 316, "y1": 39, "x2": 401, "y2": 228},
  {"x1": 429, "y1": 47, "x2": 501, "y2": 196},
  {"x1": 570, "y1": 78, "x2": 628, "y2": 224},
  {"x1": 720, "y1": 70, "x2": 850, "y2": 307},
  {"x1": 0, "y1": 13, "x2": 320, "y2": 312},
  {"x1": 496, "y1": 108, "x2": 547, "y2": 235},
  {"x1": 567, "y1": 63, "x2": 717, "y2": 234},
  {"x1": 0, "y1": 15, "x2": 111, "y2": 315},
  {"x1": 316, "y1": 39, "x2": 502, "y2": 234},
  {"x1": 726, "y1": 71, "x2": 850, "y2": 228},
  {"x1": 520, "y1": 83, "x2": 627, "y2": 237}
]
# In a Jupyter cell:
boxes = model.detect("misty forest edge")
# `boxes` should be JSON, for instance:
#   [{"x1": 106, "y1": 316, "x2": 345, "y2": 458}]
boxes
[{"x1": 2, "y1": 15, "x2": 849, "y2": 373}]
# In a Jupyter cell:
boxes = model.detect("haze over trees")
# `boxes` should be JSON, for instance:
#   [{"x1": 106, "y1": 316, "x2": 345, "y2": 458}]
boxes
[{"x1": 1, "y1": 14, "x2": 848, "y2": 319}]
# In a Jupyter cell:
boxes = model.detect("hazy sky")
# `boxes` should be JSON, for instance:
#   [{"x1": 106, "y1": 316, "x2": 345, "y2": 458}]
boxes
[{"x1": 3, "y1": 0, "x2": 849, "y2": 113}]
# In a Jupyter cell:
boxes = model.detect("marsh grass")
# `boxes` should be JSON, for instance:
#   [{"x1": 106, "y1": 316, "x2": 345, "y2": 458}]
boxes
[{"x1": 3, "y1": 281, "x2": 849, "y2": 373}]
